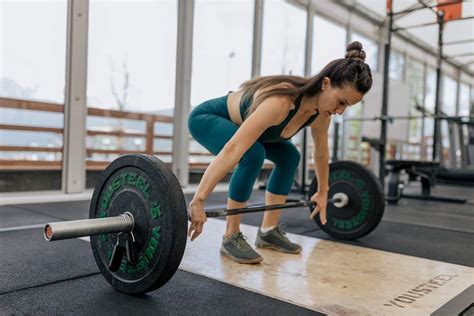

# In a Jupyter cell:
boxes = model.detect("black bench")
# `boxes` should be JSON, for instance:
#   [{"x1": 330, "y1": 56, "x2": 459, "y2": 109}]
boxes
[{"x1": 385, "y1": 159, "x2": 466, "y2": 204}]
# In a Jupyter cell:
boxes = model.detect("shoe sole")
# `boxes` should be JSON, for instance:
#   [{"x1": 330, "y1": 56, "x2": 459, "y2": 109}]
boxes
[
  {"x1": 220, "y1": 246, "x2": 263, "y2": 264},
  {"x1": 255, "y1": 236, "x2": 302, "y2": 254}
]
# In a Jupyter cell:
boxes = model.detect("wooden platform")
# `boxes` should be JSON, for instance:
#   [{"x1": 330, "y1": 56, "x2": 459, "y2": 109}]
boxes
[{"x1": 180, "y1": 219, "x2": 473, "y2": 315}]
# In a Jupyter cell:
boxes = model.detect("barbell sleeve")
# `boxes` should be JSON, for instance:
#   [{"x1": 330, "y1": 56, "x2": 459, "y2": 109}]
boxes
[{"x1": 44, "y1": 212, "x2": 134, "y2": 241}]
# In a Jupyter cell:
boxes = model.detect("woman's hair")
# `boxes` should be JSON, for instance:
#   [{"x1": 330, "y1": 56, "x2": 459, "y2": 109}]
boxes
[{"x1": 240, "y1": 41, "x2": 372, "y2": 117}]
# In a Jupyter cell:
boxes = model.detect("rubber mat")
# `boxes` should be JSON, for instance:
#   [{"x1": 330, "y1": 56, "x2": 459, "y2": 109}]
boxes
[
  {"x1": 0, "y1": 228, "x2": 99, "y2": 294},
  {"x1": 0, "y1": 269, "x2": 320, "y2": 315}
]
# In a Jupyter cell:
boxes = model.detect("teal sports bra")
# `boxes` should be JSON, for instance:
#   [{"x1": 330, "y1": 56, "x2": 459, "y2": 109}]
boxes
[{"x1": 239, "y1": 94, "x2": 319, "y2": 143}]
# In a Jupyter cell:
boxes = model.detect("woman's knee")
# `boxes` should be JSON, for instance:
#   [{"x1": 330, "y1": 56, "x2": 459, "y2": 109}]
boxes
[
  {"x1": 274, "y1": 143, "x2": 300, "y2": 171},
  {"x1": 228, "y1": 145, "x2": 266, "y2": 202},
  {"x1": 241, "y1": 142, "x2": 266, "y2": 166},
  {"x1": 286, "y1": 145, "x2": 301, "y2": 168},
  {"x1": 188, "y1": 111, "x2": 204, "y2": 139}
]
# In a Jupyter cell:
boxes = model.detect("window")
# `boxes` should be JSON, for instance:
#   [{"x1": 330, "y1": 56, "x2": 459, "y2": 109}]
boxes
[
  {"x1": 191, "y1": 0, "x2": 253, "y2": 105},
  {"x1": 0, "y1": 1, "x2": 67, "y2": 192},
  {"x1": 311, "y1": 15, "x2": 347, "y2": 74},
  {"x1": 405, "y1": 58, "x2": 425, "y2": 157},
  {"x1": 389, "y1": 51, "x2": 405, "y2": 81},
  {"x1": 261, "y1": 0, "x2": 306, "y2": 76},
  {"x1": 86, "y1": 0, "x2": 177, "y2": 176},
  {"x1": 440, "y1": 75, "x2": 457, "y2": 163},
  {"x1": 406, "y1": 59, "x2": 425, "y2": 110},
  {"x1": 458, "y1": 83, "x2": 470, "y2": 116},
  {"x1": 423, "y1": 67, "x2": 437, "y2": 158},
  {"x1": 442, "y1": 75, "x2": 457, "y2": 116}
]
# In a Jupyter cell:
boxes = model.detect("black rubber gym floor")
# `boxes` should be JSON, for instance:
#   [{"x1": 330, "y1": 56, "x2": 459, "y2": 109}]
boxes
[
  {"x1": 0, "y1": 182, "x2": 472, "y2": 314},
  {"x1": 0, "y1": 228, "x2": 319, "y2": 315}
]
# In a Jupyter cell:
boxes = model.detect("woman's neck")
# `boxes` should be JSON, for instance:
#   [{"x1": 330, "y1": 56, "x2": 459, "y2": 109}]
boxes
[{"x1": 301, "y1": 94, "x2": 319, "y2": 114}]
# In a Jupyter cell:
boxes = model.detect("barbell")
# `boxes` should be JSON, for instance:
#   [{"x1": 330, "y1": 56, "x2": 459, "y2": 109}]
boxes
[{"x1": 43, "y1": 154, "x2": 385, "y2": 294}]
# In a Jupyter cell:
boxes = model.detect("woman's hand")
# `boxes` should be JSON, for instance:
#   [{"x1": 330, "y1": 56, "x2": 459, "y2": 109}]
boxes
[
  {"x1": 188, "y1": 200, "x2": 207, "y2": 241},
  {"x1": 309, "y1": 191, "x2": 328, "y2": 225}
]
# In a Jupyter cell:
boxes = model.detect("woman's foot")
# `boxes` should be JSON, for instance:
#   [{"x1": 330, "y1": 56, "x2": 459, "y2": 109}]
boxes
[
  {"x1": 220, "y1": 232, "x2": 263, "y2": 264},
  {"x1": 255, "y1": 225, "x2": 302, "y2": 254}
]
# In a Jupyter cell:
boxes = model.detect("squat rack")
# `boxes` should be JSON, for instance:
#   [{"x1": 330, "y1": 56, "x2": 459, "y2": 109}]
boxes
[{"x1": 379, "y1": 0, "x2": 473, "y2": 186}]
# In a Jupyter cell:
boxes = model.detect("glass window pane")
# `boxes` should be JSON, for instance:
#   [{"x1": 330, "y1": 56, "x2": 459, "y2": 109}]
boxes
[
  {"x1": 86, "y1": 1, "x2": 177, "y2": 177},
  {"x1": 261, "y1": 0, "x2": 306, "y2": 76},
  {"x1": 389, "y1": 51, "x2": 405, "y2": 81},
  {"x1": 87, "y1": 2, "x2": 177, "y2": 112},
  {"x1": 439, "y1": 76, "x2": 457, "y2": 164},
  {"x1": 1, "y1": 2, "x2": 66, "y2": 103},
  {"x1": 406, "y1": 58, "x2": 425, "y2": 157},
  {"x1": 459, "y1": 83, "x2": 470, "y2": 116},
  {"x1": 191, "y1": 0, "x2": 253, "y2": 105},
  {"x1": 0, "y1": 1, "x2": 67, "y2": 193},
  {"x1": 471, "y1": 87, "x2": 474, "y2": 115},
  {"x1": 442, "y1": 76, "x2": 457, "y2": 116},
  {"x1": 423, "y1": 67, "x2": 437, "y2": 159},
  {"x1": 406, "y1": 59, "x2": 425, "y2": 109},
  {"x1": 425, "y1": 67, "x2": 436, "y2": 113},
  {"x1": 311, "y1": 15, "x2": 347, "y2": 74}
]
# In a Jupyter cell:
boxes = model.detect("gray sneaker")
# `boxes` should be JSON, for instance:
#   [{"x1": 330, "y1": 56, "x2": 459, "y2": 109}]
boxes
[
  {"x1": 255, "y1": 225, "x2": 302, "y2": 254},
  {"x1": 220, "y1": 232, "x2": 263, "y2": 264}
]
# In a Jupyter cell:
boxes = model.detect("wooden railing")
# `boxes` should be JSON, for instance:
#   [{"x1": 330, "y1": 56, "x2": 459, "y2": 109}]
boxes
[
  {"x1": 0, "y1": 97, "x2": 215, "y2": 171},
  {"x1": 0, "y1": 97, "x2": 288, "y2": 172}
]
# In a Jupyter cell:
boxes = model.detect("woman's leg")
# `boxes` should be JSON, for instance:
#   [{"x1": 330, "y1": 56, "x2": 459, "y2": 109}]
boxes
[
  {"x1": 254, "y1": 140, "x2": 301, "y2": 254},
  {"x1": 188, "y1": 103, "x2": 265, "y2": 237},
  {"x1": 262, "y1": 140, "x2": 301, "y2": 227},
  {"x1": 262, "y1": 191, "x2": 287, "y2": 228},
  {"x1": 222, "y1": 143, "x2": 265, "y2": 264},
  {"x1": 224, "y1": 198, "x2": 244, "y2": 238},
  {"x1": 225, "y1": 142, "x2": 266, "y2": 237}
]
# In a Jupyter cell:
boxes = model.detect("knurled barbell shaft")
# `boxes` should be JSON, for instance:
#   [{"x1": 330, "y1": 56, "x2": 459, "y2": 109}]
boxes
[
  {"x1": 44, "y1": 212, "x2": 134, "y2": 241},
  {"x1": 204, "y1": 197, "x2": 341, "y2": 218}
]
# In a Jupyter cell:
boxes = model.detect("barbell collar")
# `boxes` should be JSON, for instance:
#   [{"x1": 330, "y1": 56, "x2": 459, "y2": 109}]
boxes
[
  {"x1": 44, "y1": 212, "x2": 134, "y2": 241},
  {"x1": 332, "y1": 193, "x2": 350, "y2": 208}
]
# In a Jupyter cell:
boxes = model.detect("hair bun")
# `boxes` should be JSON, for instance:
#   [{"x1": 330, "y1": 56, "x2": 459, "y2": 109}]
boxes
[{"x1": 345, "y1": 41, "x2": 366, "y2": 62}]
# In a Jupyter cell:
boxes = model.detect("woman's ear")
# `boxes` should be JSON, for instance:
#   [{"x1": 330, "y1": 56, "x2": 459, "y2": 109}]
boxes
[{"x1": 322, "y1": 77, "x2": 331, "y2": 91}]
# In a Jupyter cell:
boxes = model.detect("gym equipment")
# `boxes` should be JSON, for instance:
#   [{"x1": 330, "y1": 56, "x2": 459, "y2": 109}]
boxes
[
  {"x1": 43, "y1": 154, "x2": 384, "y2": 294},
  {"x1": 347, "y1": 114, "x2": 473, "y2": 204},
  {"x1": 308, "y1": 160, "x2": 385, "y2": 240},
  {"x1": 384, "y1": 160, "x2": 467, "y2": 204}
]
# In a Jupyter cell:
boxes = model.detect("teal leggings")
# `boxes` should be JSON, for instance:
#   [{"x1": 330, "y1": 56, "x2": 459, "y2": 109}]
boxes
[{"x1": 188, "y1": 95, "x2": 300, "y2": 203}]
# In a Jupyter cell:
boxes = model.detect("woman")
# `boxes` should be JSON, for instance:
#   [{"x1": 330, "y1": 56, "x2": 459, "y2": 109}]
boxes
[{"x1": 187, "y1": 41, "x2": 372, "y2": 264}]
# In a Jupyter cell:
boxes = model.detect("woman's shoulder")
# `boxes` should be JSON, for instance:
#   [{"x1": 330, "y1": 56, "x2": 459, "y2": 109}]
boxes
[{"x1": 251, "y1": 95, "x2": 294, "y2": 126}]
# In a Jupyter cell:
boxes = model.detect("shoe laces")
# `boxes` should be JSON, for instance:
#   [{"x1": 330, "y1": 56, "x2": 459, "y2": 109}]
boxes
[
  {"x1": 235, "y1": 232, "x2": 252, "y2": 251},
  {"x1": 275, "y1": 224, "x2": 291, "y2": 242}
]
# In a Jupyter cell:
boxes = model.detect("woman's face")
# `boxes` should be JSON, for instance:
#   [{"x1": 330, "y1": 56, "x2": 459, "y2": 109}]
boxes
[{"x1": 317, "y1": 77, "x2": 364, "y2": 116}]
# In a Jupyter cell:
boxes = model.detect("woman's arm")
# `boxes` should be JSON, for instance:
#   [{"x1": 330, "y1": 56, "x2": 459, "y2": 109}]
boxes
[
  {"x1": 188, "y1": 96, "x2": 291, "y2": 240},
  {"x1": 309, "y1": 114, "x2": 331, "y2": 224}
]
